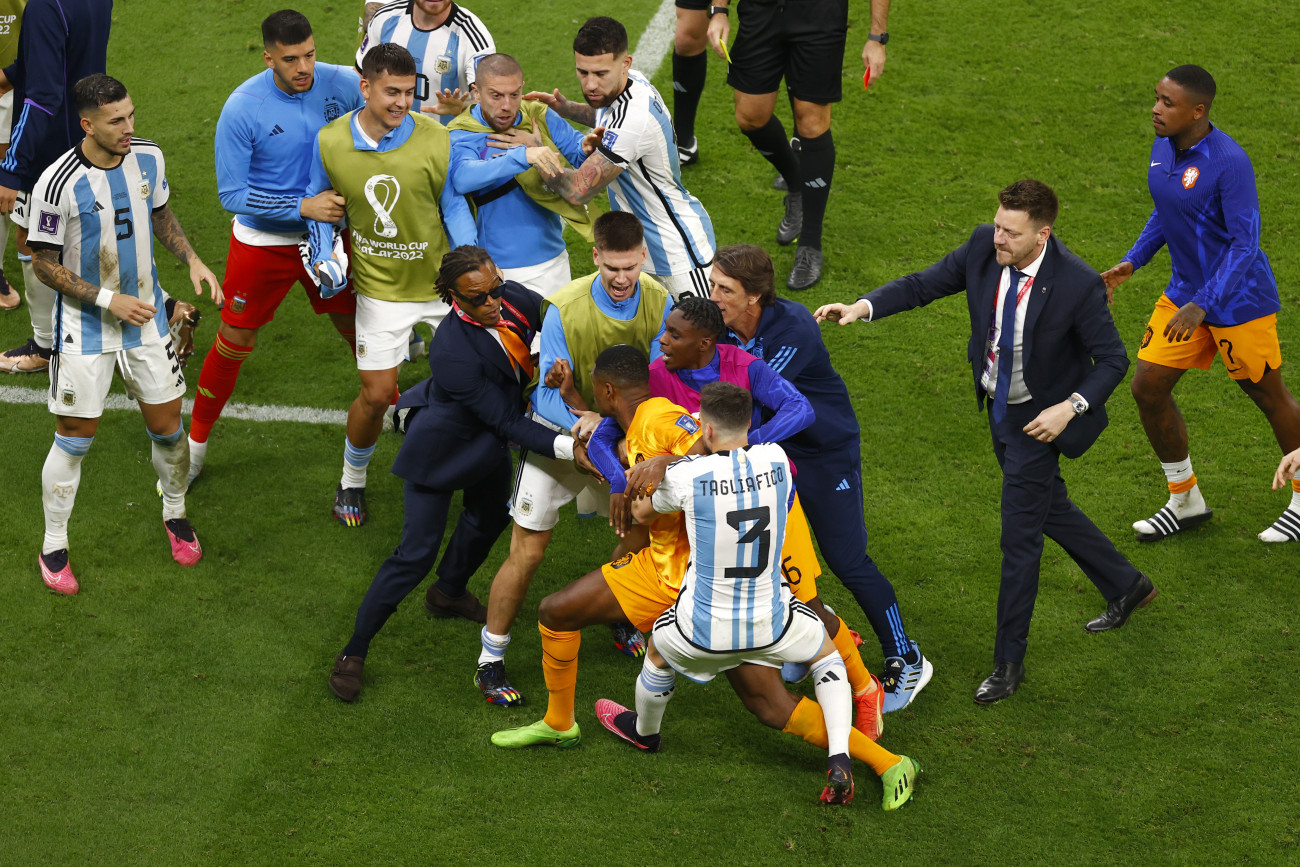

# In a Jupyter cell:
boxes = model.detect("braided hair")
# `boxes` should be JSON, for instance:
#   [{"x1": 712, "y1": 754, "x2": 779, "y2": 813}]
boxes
[{"x1": 435, "y1": 246, "x2": 495, "y2": 305}]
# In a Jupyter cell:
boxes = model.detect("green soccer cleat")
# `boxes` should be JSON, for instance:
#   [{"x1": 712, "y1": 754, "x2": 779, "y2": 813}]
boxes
[
  {"x1": 881, "y1": 755, "x2": 920, "y2": 811},
  {"x1": 490, "y1": 718, "x2": 581, "y2": 750}
]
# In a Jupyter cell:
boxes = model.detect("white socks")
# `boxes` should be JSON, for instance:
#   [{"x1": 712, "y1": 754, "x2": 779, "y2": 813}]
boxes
[
  {"x1": 150, "y1": 424, "x2": 189, "y2": 520},
  {"x1": 478, "y1": 628, "x2": 510, "y2": 666},
  {"x1": 187, "y1": 436, "x2": 207, "y2": 483},
  {"x1": 42, "y1": 434, "x2": 92, "y2": 553},
  {"x1": 810, "y1": 653, "x2": 851, "y2": 759},
  {"x1": 341, "y1": 436, "x2": 375, "y2": 489},
  {"x1": 634, "y1": 657, "x2": 677, "y2": 737}
]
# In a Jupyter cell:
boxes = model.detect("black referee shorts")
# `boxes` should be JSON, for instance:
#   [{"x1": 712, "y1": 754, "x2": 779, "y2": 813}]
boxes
[
  {"x1": 676, "y1": 0, "x2": 709, "y2": 10},
  {"x1": 726, "y1": 0, "x2": 849, "y2": 103}
]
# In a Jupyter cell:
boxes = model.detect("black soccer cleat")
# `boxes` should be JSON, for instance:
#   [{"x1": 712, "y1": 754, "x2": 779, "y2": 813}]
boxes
[{"x1": 333, "y1": 484, "x2": 368, "y2": 527}]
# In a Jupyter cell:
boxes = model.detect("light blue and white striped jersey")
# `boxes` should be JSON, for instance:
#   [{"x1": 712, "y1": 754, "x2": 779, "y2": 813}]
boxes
[
  {"x1": 651, "y1": 442, "x2": 794, "y2": 653},
  {"x1": 27, "y1": 139, "x2": 170, "y2": 355},
  {"x1": 356, "y1": 1, "x2": 494, "y2": 120},
  {"x1": 595, "y1": 69, "x2": 716, "y2": 278}
]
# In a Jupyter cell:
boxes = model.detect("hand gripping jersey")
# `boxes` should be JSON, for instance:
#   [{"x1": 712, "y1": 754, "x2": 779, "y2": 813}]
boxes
[
  {"x1": 651, "y1": 442, "x2": 795, "y2": 652},
  {"x1": 356, "y1": 1, "x2": 494, "y2": 119},
  {"x1": 626, "y1": 396, "x2": 703, "y2": 589},
  {"x1": 594, "y1": 69, "x2": 715, "y2": 278},
  {"x1": 27, "y1": 139, "x2": 170, "y2": 354}
]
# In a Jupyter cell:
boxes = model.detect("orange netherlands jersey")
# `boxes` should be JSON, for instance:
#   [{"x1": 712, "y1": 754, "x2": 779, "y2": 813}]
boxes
[{"x1": 625, "y1": 397, "x2": 702, "y2": 589}]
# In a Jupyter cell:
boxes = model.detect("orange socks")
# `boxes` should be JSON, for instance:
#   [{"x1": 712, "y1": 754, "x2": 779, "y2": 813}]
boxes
[
  {"x1": 831, "y1": 616, "x2": 873, "y2": 696},
  {"x1": 781, "y1": 697, "x2": 899, "y2": 776},
  {"x1": 540, "y1": 623, "x2": 581, "y2": 731}
]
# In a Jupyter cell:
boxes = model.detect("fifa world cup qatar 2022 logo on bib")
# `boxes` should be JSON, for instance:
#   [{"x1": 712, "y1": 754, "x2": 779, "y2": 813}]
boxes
[{"x1": 364, "y1": 174, "x2": 401, "y2": 238}]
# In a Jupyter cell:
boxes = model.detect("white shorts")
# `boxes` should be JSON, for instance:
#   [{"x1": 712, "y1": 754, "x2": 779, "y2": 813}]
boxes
[
  {"x1": 49, "y1": 338, "x2": 186, "y2": 418},
  {"x1": 501, "y1": 249, "x2": 571, "y2": 299},
  {"x1": 355, "y1": 294, "x2": 449, "y2": 371},
  {"x1": 10, "y1": 189, "x2": 29, "y2": 230},
  {"x1": 510, "y1": 419, "x2": 609, "y2": 531},
  {"x1": 651, "y1": 264, "x2": 713, "y2": 301},
  {"x1": 0, "y1": 90, "x2": 12, "y2": 146},
  {"x1": 652, "y1": 599, "x2": 827, "y2": 684}
]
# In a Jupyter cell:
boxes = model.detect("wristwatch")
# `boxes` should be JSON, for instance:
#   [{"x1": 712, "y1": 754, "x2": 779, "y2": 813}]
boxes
[
  {"x1": 1069, "y1": 393, "x2": 1088, "y2": 415},
  {"x1": 708, "y1": 5, "x2": 728, "y2": 15},
  {"x1": 868, "y1": 32, "x2": 889, "y2": 44}
]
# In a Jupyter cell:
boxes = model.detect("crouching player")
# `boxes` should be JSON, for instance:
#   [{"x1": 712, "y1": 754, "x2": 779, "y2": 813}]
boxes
[
  {"x1": 595, "y1": 383, "x2": 918, "y2": 808},
  {"x1": 31, "y1": 74, "x2": 222, "y2": 593}
]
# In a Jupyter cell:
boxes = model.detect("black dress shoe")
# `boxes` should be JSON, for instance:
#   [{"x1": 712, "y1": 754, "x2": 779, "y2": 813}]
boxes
[
  {"x1": 973, "y1": 661, "x2": 1025, "y2": 704},
  {"x1": 1085, "y1": 572, "x2": 1157, "y2": 633},
  {"x1": 425, "y1": 585, "x2": 489, "y2": 623}
]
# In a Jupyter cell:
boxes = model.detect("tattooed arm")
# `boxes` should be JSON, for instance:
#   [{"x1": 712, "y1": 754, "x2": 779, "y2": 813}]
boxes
[
  {"x1": 32, "y1": 247, "x2": 157, "y2": 326},
  {"x1": 543, "y1": 148, "x2": 624, "y2": 206},
  {"x1": 151, "y1": 204, "x2": 224, "y2": 306}
]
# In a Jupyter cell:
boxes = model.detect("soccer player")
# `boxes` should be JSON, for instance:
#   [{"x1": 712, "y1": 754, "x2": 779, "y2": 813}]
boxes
[
  {"x1": 356, "y1": 0, "x2": 494, "y2": 122},
  {"x1": 473, "y1": 211, "x2": 673, "y2": 706},
  {"x1": 29, "y1": 74, "x2": 222, "y2": 594},
  {"x1": 1101, "y1": 65, "x2": 1300, "y2": 543},
  {"x1": 187, "y1": 10, "x2": 364, "y2": 484},
  {"x1": 589, "y1": 296, "x2": 884, "y2": 734},
  {"x1": 447, "y1": 53, "x2": 590, "y2": 297},
  {"x1": 0, "y1": 0, "x2": 110, "y2": 373},
  {"x1": 490, "y1": 345, "x2": 701, "y2": 749},
  {"x1": 596, "y1": 383, "x2": 917, "y2": 809},
  {"x1": 307, "y1": 42, "x2": 474, "y2": 527},
  {"x1": 710, "y1": 244, "x2": 932, "y2": 713},
  {"x1": 526, "y1": 16, "x2": 716, "y2": 301},
  {"x1": 705, "y1": 0, "x2": 890, "y2": 290}
]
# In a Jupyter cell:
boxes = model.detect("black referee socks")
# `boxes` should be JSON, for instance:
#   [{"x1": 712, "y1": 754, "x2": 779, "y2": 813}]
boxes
[
  {"x1": 798, "y1": 130, "x2": 835, "y2": 251},
  {"x1": 672, "y1": 51, "x2": 708, "y2": 144},
  {"x1": 743, "y1": 116, "x2": 801, "y2": 191}
]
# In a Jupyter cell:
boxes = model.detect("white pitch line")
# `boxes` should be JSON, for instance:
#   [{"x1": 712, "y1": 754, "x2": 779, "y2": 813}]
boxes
[
  {"x1": 0, "y1": 384, "x2": 347, "y2": 426},
  {"x1": 633, "y1": 0, "x2": 677, "y2": 80}
]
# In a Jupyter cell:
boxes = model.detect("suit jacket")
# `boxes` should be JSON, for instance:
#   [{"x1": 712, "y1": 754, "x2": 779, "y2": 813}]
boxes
[
  {"x1": 391, "y1": 281, "x2": 563, "y2": 490},
  {"x1": 863, "y1": 225, "x2": 1129, "y2": 458}
]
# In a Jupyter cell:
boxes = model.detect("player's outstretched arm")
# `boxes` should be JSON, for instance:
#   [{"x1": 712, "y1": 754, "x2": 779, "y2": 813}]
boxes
[
  {"x1": 1274, "y1": 448, "x2": 1300, "y2": 490},
  {"x1": 813, "y1": 300, "x2": 871, "y2": 325},
  {"x1": 32, "y1": 248, "x2": 156, "y2": 326},
  {"x1": 543, "y1": 149, "x2": 623, "y2": 206},
  {"x1": 151, "y1": 205, "x2": 223, "y2": 307},
  {"x1": 524, "y1": 88, "x2": 596, "y2": 127}
]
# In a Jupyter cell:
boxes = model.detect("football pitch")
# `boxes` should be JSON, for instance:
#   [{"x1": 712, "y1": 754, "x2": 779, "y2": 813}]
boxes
[{"x1": 3, "y1": 0, "x2": 1299, "y2": 862}]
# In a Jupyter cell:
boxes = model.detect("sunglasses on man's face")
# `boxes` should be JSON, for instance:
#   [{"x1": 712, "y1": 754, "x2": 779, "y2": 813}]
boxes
[{"x1": 453, "y1": 276, "x2": 506, "y2": 308}]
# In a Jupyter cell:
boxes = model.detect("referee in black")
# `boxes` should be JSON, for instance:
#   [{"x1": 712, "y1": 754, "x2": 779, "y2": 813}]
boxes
[{"x1": 706, "y1": 0, "x2": 889, "y2": 290}]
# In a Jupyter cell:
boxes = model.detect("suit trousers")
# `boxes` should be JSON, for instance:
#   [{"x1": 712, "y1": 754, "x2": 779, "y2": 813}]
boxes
[
  {"x1": 343, "y1": 458, "x2": 514, "y2": 658},
  {"x1": 989, "y1": 400, "x2": 1140, "y2": 665}
]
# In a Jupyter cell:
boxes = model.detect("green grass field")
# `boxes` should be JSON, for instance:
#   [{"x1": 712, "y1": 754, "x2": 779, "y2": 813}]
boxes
[{"x1": 3, "y1": 0, "x2": 1299, "y2": 862}]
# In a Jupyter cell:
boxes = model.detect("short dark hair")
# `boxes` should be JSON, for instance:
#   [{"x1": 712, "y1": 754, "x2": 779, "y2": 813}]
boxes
[
  {"x1": 74, "y1": 74, "x2": 129, "y2": 117},
  {"x1": 361, "y1": 43, "x2": 417, "y2": 81},
  {"x1": 574, "y1": 17, "x2": 628, "y2": 57},
  {"x1": 713, "y1": 244, "x2": 776, "y2": 307},
  {"x1": 699, "y1": 382, "x2": 752, "y2": 434},
  {"x1": 262, "y1": 9, "x2": 312, "y2": 47},
  {"x1": 435, "y1": 246, "x2": 495, "y2": 304},
  {"x1": 672, "y1": 295, "x2": 724, "y2": 340},
  {"x1": 475, "y1": 53, "x2": 523, "y2": 82},
  {"x1": 998, "y1": 179, "x2": 1059, "y2": 228},
  {"x1": 593, "y1": 210, "x2": 644, "y2": 253},
  {"x1": 1164, "y1": 64, "x2": 1216, "y2": 109},
  {"x1": 592, "y1": 344, "x2": 649, "y2": 389}
]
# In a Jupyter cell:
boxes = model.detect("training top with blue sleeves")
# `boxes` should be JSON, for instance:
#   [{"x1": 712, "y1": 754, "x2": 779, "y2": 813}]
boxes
[
  {"x1": 215, "y1": 63, "x2": 363, "y2": 241},
  {"x1": 356, "y1": 1, "x2": 494, "y2": 119},
  {"x1": 723, "y1": 298, "x2": 859, "y2": 458},
  {"x1": 27, "y1": 139, "x2": 169, "y2": 354},
  {"x1": 0, "y1": 0, "x2": 111, "y2": 192},
  {"x1": 595, "y1": 69, "x2": 715, "y2": 277},
  {"x1": 1123, "y1": 125, "x2": 1279, "y2": 327},
  {"x1": 652, "y1": 443, "x2": 795, "y2": 653},
  {"x1": 532, "y1": 276, "x2": 673, "y2": 429},
  {"x1": 448, "y1": 104, "x2": 587, "y2": 269}
]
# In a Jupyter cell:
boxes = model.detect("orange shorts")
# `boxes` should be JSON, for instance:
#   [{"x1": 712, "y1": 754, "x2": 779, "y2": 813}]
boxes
[
  {"x1": 1138, "y1": 294, "x2": 1281, "y2": 382},
  {"x1": 602, "y1": 547, "x2": 680, "y2": 634},
  {"x1": 782, "y1": 495, "x2": 822, "y2": 604}
]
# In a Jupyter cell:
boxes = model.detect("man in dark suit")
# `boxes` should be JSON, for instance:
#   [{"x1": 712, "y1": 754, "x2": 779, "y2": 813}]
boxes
[
  {"x1": 814, "y1": 179, "x2": 1156, "y2": 703},
  {"x1": 329, "y1": 246, "x2": 577, "y2": 703}
]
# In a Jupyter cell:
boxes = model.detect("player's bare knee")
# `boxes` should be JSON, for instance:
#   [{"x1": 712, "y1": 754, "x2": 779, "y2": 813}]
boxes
[{"x1": 218, "y1": 321, "x2": 258, "y2": 349}]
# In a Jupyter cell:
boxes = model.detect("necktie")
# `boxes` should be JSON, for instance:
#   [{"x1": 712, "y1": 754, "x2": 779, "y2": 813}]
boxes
[
  {"x1": 990, "y1": 269, "x2": 1024, "y2": 424},
  {"x1": 495, "y1": 321, "x2": 534, "y2": 381}
]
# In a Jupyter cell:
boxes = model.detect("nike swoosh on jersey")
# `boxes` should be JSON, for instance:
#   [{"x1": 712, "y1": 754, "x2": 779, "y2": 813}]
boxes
[{"x1": 1150, "y1": 161, "x2": 1162, "y2": 167}]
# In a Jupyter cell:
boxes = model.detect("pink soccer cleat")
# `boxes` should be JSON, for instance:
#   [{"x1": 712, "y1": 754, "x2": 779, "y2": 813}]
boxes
[
  {"x1": 165, "y1": 518, "x2": 203, "y2": 566},
  {"x1": 39, "y1": 549, "x2": 79, "y2": 595}
]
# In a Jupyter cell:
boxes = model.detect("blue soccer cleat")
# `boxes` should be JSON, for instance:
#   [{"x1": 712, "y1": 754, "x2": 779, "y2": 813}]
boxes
[{"x1": 880, "y1": 640, "x2": 933, "y2": 713}]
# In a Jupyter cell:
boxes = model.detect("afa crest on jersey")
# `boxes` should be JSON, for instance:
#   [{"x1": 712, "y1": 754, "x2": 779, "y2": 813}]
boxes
[
  {"x1": 324, "y1": 101, "x2": 342, "y2": 122},
  {"x1": 434, "y1": 53, "x2": 452, "y2": 74},
  {"x1": 138, "y1": 179, "x2": 151, "y2": 200}
]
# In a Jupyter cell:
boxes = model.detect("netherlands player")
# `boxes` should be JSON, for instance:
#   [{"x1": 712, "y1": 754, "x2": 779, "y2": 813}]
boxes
[
  {"x1": 526, "y1": 16, "x2": 716, "y2": 300},
  {"x1": 29, "y1": 74, "x2": 222, "y2": 594},
  {"x1": 187, "y1": 10, "x2": 364, "y2": 484},
  {"x1": 307, "y1": 42, "x2": 474, "y2": 527},
  {"x1": 595, "y1": 383, "x2": 918, "y2": 809},
  {"x1": 473, "y1": 212, "x2": 672, "y2": 706},
  {"x1": 1101, "y1": 65, "x2": 1300, "y2": 543},
  {"x1": 356, "y1": 0, "x2": 494, "y2": 122},
  {"x1": 491, "y1": 345, "x2": 701, "y2": 749}
]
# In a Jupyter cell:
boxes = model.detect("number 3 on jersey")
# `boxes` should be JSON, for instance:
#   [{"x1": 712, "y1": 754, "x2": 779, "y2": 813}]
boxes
[{"x1": 725, "y1": 506, "x2": 771, "y2": 580}]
